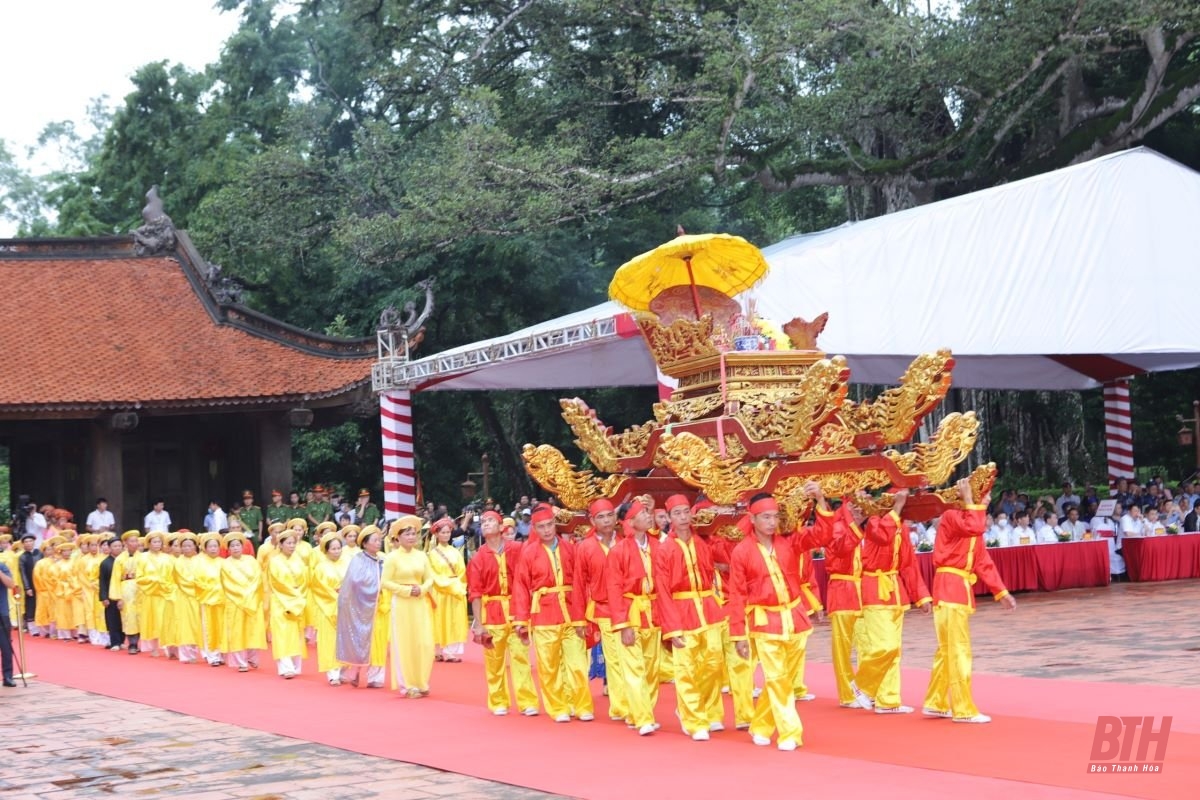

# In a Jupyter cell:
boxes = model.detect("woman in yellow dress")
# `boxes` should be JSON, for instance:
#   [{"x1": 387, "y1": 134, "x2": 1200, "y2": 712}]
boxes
[
  {"x1": 52, "y1": 540, "x2": 84, "y2": 641},
  {"x1": 135, "y1": 531, "x2": 173, "y2": 656},
  {"x1": 310, "y1": 529, "x2": 351, "y2": 684},
  {"x1": 73, "y1": 535, "x2": 97, "y2": 645},
  {"x1": 427, "y1": 518, "x2": 468, "y2": 663},
  {"x1": 336, "y1": 525, "x2": 388, "y2": 688},
  {"x1": 195, "y1": 533, "x2": 226, "y2": 666},
  {"x1": 382, "y1": 516, "x2": 435, "y2": 697},
  {"x1": 267, "y1": 528, "x2": 309, "y2": 678},
  {"x1": 110, "y1": 531, "x2": 142, "y2": 653},
  {"x1": 221, "y1": 531, "x2": 266, "y2": 672},
  {"x1": 159, "y1": 533, "x2": 182, "y2": 659},
  {"x1": 172, "y1": 532, "x2": 204, "y2": 664},
  {"x1": 32, "y1": 538, "x2": 58, "y2": 638}
]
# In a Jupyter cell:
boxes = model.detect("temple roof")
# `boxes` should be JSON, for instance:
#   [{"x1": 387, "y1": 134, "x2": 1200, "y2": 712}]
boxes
[{"x1": 0, "y1": 234, "x2": 376, "y2": 417}]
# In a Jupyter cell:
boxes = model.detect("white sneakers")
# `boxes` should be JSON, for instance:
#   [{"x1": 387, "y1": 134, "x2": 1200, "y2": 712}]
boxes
[
  {"x1": 751, "y1": 734, "x2": 771, "y2": 746},
  {"x1": 578, "y1": 713, "x2": 594, "y2": 722},
  {"x1": 691, "y1": 729, "x2": 710, "y2": 741},
  {"x1": 638, "y1": 723, "x2": 658, "y2": 736},
  {"x1": 521, "y1": 708, "x2": 539, "y2": 716},
  {"x1": 777, "y1": 739, "x2": 798, "y2": 752},
  {"x1": 874, "y1": 705, "x2": 914, "y2": 714},
  {"x1": 953, "y1": 714, "x2": 992, "y2": 724},
  {"x1": 493, "y1": 707, "x2": 509, "y2": 716},
  {"x1": 921, "y1": 707, "x2": 952, "y2": 718},
  {"x1": 709, "y1": 721, "x2": 725, "y2": 732},
  {"x1": 553, "y1": 714, "x2": 570, "y2": 723},
  {"x1": 795, "y1": 693, "x2": 816, "y2": 702}
]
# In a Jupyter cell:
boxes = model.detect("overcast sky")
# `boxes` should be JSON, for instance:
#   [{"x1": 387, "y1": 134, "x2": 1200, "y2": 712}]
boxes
[{"x1": 1, "y1": 1, "x2": 240, "y2": 232}]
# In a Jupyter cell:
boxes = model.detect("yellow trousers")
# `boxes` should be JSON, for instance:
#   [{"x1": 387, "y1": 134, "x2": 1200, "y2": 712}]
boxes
[
  {"x1": 483, "y1": 624, "x2": 539, "y2": 713},
  {"x1": 597, "y1": 619, "x2": 629, "y2": 721},
  {"x1": 532, "y1": 624, "x2": 593, "y2": 719},
  {"x1": 613, "y1": 627, "x2": 662, "y2": 728},
  {"x1": 791, "y1": 615, "x2": 813, "y2": 695},
  {"x1": 923, "y1": 604, "x2": 979, "y2": 719},
  {"x1": 856, "y1": 606, "x2": 905, "y2": 708},
  {"x1": 674, "y1": 626, "x2": 725, "y2": 735},
  {"x1": 830, "y1": 611, "x2": 861, "y2": 704},
  {"x1": 658, "y1": 645, "x2": 675, "y2": 683},
  {"x1": 750, "y1": 633, "x2": 810, "y2": 746},
  {"x1": 720, "y1": 623, "x2": 755, "y2": 727},
  {"x1": 562, "y1": 626, "x2": 593, "y2": 717}
]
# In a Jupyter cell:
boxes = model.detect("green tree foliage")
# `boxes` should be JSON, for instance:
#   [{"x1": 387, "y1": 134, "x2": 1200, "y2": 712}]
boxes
[{"x1": 31, "y1": 0, "x2": 1200, "y2": 496}]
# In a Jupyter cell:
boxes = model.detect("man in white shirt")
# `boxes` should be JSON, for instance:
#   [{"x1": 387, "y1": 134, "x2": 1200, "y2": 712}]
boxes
[
  {"x1": 85, "y1": 497, "x2": 116, "y2": 533},
  {"x1": 1007, "y1": 511, "x2": 1037, "y2": 546},
  {"x1": 203, "y1": 500, "x2": 228, "y2": 533},
  {"x1": 1054, "y1": 483, "x2": 1081, "y2": 518},
  {"x1": 143, "y1": 499, "x2": 172, "y2": 533},
  {"x1": 1143, "y1": 507, "x2": 1167, "y2": 536},
  {"x1": 21, "y1": 500, "x2": 47, "y2": 549},
  {"x1": 1120, "y1": 505, "x2": 1147, "y2": 539},
  {"x1": 988, "y1": 513, "x2": 1012, "y2": 547},
  {"x1": 1059, "y1": 506, "x2": 1091, "y2": 541},
  {"x1": 1033, "y1": 512, "x2": 1060, "y2": 543}
]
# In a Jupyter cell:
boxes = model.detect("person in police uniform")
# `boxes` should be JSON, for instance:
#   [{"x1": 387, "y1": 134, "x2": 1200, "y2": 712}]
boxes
[
  {"x1": 355, "y1": 489, "x2": 381, "y2": 528},
  {"x1": 265, "y1": 490, "x2": 291, "y2": 529},
  {"x1": 307, "y1": 486, "x2": 333, "y2": 529},
  {"x1": 237, "y1": 491, "x2": 264, "y2": 546}
]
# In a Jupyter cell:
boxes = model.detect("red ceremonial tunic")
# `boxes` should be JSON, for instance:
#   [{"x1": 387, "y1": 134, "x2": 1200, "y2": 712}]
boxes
[
  {"x1": 575, "y1": 534, "x2": 616, "y2": 623},
  {"x1": 727, "y1": 534, "x2": 813, "y2": 641},
  {"x1": 780, "y1": 506, "x2": 836, "y2": 613},
  {"x1": 824, "y1": 504, "x2": 864, "y2": 613},
  {"x1": 512, "y1": 538, "x2": 583, "y2": 628},
  {"x1": 466, "y1": 542, "x2": 519, "y2": 626},
  {"x1": 656, "y1": 533, "x2": 726, "y2": 639},
  {"x1": 861, "y1": 510, "x2": 931, "y2": 608},
  {"x1": 931, "y1": 505, "x2": 1009, "y2": 610},
  {"x1": 606, "y1": 534, "x2": 665, "y2": 631}
]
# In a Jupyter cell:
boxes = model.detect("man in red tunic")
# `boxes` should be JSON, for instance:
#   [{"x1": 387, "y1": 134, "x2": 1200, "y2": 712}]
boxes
[
  {"x1": 657, "y1": 494, "x2": 727, "y2": 741},
  {"x1": 575, "y1": 498, "x2": 628, "y2": 723},
  {"x1": 855, "y1": 489, "x2": 932, "y2": 713},
  {"x1": 606, "y1": 499, "x2": 664, "y2": 736},
  {"x1": 826, "y1": 499, "x2": 867, "y2": 708},
  {"x1": 467, "y1": 511, "x2": 538, "y2": 716},
  {"x1": 513, "y1": 504, "x2": 592, "y2": 722},
  {"x1": 922, "y1": 480, "x2": 1016, "y2": 723},
  {"x1": 727, "y1": 493, "x2": 812, "y2": 751},
  {"x1": 778, "y1": 482, "x2": 836, "y2": 702}
]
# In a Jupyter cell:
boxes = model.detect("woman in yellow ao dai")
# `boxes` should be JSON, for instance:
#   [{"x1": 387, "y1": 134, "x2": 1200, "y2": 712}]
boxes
[
  {"x1": 221, "y1": 531, "x2": 266, "y2": 672},
  {"x1": 195, "y1": 533, "x2": 227, "y2": 665},
  {"x1": 135, "y1": 532, "x2": 173, "y2": 655},
  {"x1": 267, "y1": 528, "x2": 309, "y2": 678},
  {"x1": 310, "y1": 529, "x2": 351, "y2": 684},
  {"x1": 171, "y1": 533, "x2": 204, "y2": 663},
  {"x1": 426, "y1": 518, "x2": 468, "y2": 662},
  {"x1": 382, "y1": 516, "x2": 435, "y2": 697}
]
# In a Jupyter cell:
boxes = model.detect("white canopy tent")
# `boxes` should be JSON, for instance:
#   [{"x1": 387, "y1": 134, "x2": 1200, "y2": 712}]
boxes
[{"x1": 375, "y1": 147, "x2": 1200, "y2": 394}]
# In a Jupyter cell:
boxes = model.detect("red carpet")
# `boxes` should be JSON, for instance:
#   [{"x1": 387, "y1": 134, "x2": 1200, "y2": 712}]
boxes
[{"x1": 21, "y1": 637, "x2": 1198, "y2": 799}]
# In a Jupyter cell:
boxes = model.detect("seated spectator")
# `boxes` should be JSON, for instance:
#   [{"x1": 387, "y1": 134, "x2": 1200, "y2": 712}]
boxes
[
  {"x1": 1054, "y1": 483, "x2": 1081, "y2": 517},
  {"x1": 1161, "y1": 501, "x2": 1182, "y2": 528},
  {"x1": 1059, "y1": 506, "x2": 1091, "y2": 541},
  {"x1": 1144, "y1": 507, "x2": 1167, "y2": 536},
  {"x1": 1122, "y1": 504, "x2": 1149, "y2": 538},
  {"x1": 1082, "y1": 485, "x2": 1100, "y2": 512},
  {"x1": 995, "y1": 489, "x2": 1017, "y2": 518},
  {"x1": 1007, "y1": 510, "x2": 1037, "y2": 546},
  {"x1": 988, "y1": 512, "x2": 1012, "y2": 547},
  {"x1": 1184, "y1": 499, "x2": 1200, "y2": 533},
  {"x1": 1032, "y1": 505, "x2": 1058, "y2": 532},
  {"x1": 1177, "y1": 482, "x2": 1198, "y2": 517},
  {"x1": 1034, "y1": 511, "x2": 1060, "y2": 543}
]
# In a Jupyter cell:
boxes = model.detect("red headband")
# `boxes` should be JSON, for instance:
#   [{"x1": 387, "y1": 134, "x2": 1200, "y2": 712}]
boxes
[
  {"x1": 626, "y1": 500, "x2": 646, "y2": 521},
  {"x1": 432, "y1": 518, "x2": 455, "y2": 533},
  {"x1": 749, "y1": 496, "x2": 779, "y2": 515},
  {"x1": 530, "y1": 505, "x2": 556, "y2": 524},
  {"x1": 665, "y1": 494, "x2": 691, "y2": 512},
  {"x1": 481, "y1": 510, "x2": 502, "y2": 525},
  {"x1": 588, "y1": 498, "x2": 615, "y2": 517}
]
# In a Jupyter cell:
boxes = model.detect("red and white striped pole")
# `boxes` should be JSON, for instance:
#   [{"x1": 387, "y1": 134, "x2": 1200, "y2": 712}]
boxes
[
  {"x1": 380, "y1": 389, "x2": 417, "y2": 517},
  {"x1": 1103, "y1": 380, "x2": 1134, "y2": 491}
]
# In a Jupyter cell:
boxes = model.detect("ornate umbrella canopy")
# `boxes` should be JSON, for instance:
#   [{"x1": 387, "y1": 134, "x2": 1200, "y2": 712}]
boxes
[{"x1": 609, "y1": 233, "x2": 769, "y2": 318}]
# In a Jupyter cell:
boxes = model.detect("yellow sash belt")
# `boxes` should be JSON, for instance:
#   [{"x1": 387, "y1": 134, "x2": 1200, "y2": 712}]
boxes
[
  {"x1": 747, "y1": 595, "x2": 804, "y2": 629},
  {"x1": 530, "y1": 585, "x2": 570, "y2": 618},
  {"x1": 481, "y1": 593, "x2": 511, "y2": 619},
  {"x1": 671, "y1": 588, "x2": 715, "y2": 624},
  {"x1": 936, "y1": 566, "x2": 978, "y2": 585},
  {"x1": 864, "y1": 569, "x2": 898, "y2": 601},
  {"x1": 623, "y1": 592, "x2": 656, "y2": 627}
]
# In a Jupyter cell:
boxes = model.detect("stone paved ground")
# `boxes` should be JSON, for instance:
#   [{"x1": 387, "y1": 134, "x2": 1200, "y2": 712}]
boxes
[{"x1": 2, "y1": 580, "x2": 1196, "y2": 798}]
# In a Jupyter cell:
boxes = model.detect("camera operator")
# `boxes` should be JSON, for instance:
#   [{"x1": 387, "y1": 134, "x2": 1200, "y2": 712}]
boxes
[{"x1": 12, "y1": 496, "x2": 46, "y2": 549}]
